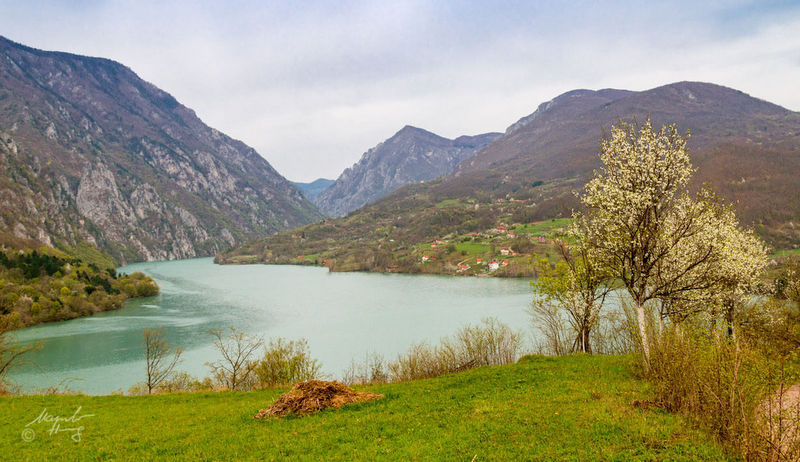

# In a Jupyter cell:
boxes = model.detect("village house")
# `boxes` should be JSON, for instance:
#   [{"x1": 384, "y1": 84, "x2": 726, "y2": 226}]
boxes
[
  {"x1": 500, "y1": 248, "x2": 511, "y2": 256},
  {"x1": 488, "y1": 260, "x2": 500, "y2": 271},
  {"x1": 476, "y1": 258, "x2": 484, "y2": 264},
  {"x1": 501, "y1": 260, "x2": 509, "y2": 266},
  {"x1": 421, "y1": 255, "x2": 429, "y2": 262}
]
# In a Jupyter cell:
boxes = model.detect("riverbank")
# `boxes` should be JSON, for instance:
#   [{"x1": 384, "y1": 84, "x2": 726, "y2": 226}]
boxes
[
  {"x1": 0, "y1": 242, "x2": 159, "y2": 332},
  {"x1": 7, "y1": 259, "x2": 532, "y2": 394},
  {"x1": 215, "y1": 219, "x2": 576, "y2": 278},
  {"x1": 1, "y1": 354, "x2": 730, "y2": 460}
]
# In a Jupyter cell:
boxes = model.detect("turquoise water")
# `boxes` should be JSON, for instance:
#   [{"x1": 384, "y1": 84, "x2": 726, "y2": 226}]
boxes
[{"x1": 8, "y1": 258, "x2": 534, "y2": 394}]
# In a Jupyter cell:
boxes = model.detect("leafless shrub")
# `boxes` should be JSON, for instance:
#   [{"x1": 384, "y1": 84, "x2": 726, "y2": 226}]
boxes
[
  {"x1": 347, "y1": 318, "x2": 523, "y2": 384},
  {"x1": 206, "y1": 327, "x2": 263, "y2": 391},
  {"x1": 143, "y1": 327, "x2": 183, "y2": 394},
  {"x1": 529, "y1": 296, "x2": 634, "y2": 356},
  {"x1": 528, "y1": 298, "x2": 572, "y2": 355},
  {"x1": 0, "y1": 324, "x2": 41, "y2": 395},
  {"x1": 342, "y1": 352, "x2": 389, "y2": 386},
  {"x1": 646, "y1": 316, "x2": 800, "y2": 461}
]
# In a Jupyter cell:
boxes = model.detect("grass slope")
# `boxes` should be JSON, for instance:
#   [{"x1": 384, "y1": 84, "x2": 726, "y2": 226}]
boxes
[{"x1": 1, "y1": 355, "x2": 731, "y2": 460}]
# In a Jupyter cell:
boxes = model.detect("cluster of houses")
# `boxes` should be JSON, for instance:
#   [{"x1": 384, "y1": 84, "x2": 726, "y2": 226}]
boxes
[
  {"x1": 495, "y1": 197, "x2": 527, "y2": 204},
  {"x1": 492, "y1": 226, "x2": 516, "y2": 239},
  {"x1": 470, "y1": 257, "x2": 510, "y2": 272},
  {"x1": 429, "y1": 238, "x2": 447, "y2": 248},
  {"x1": 418, "y1": 225, "x2": 569, "y2": 273}
]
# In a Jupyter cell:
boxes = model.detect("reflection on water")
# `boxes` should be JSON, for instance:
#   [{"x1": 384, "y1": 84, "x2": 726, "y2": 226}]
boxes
[{"x1": 9, "y1": 258, "x2": 533, "y2": 394}]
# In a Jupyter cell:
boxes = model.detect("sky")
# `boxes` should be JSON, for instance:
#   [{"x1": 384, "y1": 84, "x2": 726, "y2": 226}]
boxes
[{"x1": 1, "y1": 1, "x2": 799, "y2": 182}]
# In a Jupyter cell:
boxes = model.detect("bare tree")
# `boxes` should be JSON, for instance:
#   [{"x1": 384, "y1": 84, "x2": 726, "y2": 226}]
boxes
[
  {"x1": 0, "y1": 324, "x2": 41, "y2": 393},
  {"x1": 206, "y1": 327, "x2": 263, "y2": 391},
  {"x1": 143, "y1": 327, "x2": 183, "y2": 394}
]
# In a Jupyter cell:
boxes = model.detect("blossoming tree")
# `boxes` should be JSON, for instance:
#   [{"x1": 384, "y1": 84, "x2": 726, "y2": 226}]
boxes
[{"x1": 575, "y1": 119, "x2": 767, "y2": 366}]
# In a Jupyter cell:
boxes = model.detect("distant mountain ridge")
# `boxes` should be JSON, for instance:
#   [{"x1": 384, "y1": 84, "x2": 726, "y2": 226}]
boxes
[
  {"x1": 0, "y1": 36, "x2": 322, "y2": 263},
  {"x1": 447, "y1": 81, "x2": 800, "y2": 245},
  {"x1": 219, "y1": 81, "x2": 800, "y2": 271},
  {"x1": 315, "y1": 126, "x2": 501, "y2": 217},
  {"x1": 292, "y1": 178, "x2": 334, "y2": 201}
]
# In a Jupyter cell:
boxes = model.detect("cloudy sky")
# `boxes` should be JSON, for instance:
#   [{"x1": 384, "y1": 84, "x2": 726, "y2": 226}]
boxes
[{"x1": 2, "y1": 1, "x2": 799, "y2": 182}]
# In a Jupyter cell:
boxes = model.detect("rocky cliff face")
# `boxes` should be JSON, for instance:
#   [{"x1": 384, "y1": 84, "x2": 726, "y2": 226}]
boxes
[
  {"x1": 315, "y1": 126, "x2": 500, "y2": 217},
  {"x1": 0, "y1": 36, "x2": 322, "y2": 263}
]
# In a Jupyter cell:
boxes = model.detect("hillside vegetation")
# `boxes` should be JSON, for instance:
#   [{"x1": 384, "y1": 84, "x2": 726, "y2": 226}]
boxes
[
  {"x1": 220, "y1": 82, "x2": 800, "y2": 272},
  {"x1": 0, "y1": 355, "x2": 731, "y2": 460},
  {"x1": 0, "y1": 235, "x2": 157, "y2": 330},
  {"x1": 216, "y1": 178, "x2": 576, "y2": 277}
]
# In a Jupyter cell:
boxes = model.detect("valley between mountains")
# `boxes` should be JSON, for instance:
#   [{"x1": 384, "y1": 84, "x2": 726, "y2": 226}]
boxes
[{"x1": 2, "y1": 35, "x2": 800, "y2": 330}]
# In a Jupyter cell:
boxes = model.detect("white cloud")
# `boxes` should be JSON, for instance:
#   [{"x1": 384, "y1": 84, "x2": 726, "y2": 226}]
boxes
[{"x1": 1, "y1": 0, "x2": 799, "y2": 181}]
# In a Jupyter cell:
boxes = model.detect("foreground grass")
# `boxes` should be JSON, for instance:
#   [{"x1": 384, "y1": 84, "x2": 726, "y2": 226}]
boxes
[{"x1": 1, "y1": 355, "x2": 731, "y2": 460}]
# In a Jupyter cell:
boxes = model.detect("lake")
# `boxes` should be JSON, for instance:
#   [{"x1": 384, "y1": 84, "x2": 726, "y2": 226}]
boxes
[{"x1": 8, "y1": 258, "x2": 535, "y2": 394}]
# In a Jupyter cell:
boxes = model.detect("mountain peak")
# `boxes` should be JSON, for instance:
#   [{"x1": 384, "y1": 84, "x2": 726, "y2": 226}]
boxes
[
  {"x1": 315, "y1": 127, "x2": 500, "y2": 217},
  {"x1": 394, "y1": 125, "x2": 438, "y2": 138},
  {"x1": 0, "y1": 36, "x2": 321, "y2": 262},
  {"x1": 505, "y1": 87, "x2": 633, "y2": 135}
]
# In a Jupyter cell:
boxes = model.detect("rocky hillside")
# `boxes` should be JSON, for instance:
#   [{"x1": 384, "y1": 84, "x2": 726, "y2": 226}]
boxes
[
  {"x1": 314, "y1": 126, "x2": 500, "y2": 217},
  {"x1": 0, "y1": 36, "x2": 322, "y2": 263},
  {"x1": 292, "y1": 178, "x2": 334, "y2": 201}
]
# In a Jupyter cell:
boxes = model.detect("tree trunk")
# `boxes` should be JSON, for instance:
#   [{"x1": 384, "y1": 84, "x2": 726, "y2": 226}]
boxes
[
  {"x1": 574, "y1": 328, "x2": 591, "y2": 354},
  {"x1": 725, "y1": 303, "x2": 736, "y2": 342},
  {"x1": 636, "y1": 301, "x2": 650, "y2": 370}
]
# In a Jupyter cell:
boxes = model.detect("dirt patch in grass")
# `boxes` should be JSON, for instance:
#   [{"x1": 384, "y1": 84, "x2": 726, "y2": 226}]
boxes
[{"x1": 254, "y1": 380, "x2": 383, "y2": 418}]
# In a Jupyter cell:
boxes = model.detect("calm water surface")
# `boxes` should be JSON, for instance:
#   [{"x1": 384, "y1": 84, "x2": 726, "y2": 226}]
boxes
[{"x1": 9, "y1": 258, "x2": 534, "y2": 394}]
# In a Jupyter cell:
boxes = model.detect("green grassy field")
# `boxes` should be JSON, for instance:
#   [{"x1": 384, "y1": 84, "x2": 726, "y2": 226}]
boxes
[
  {"x1": 1, "y1": 355, "x2": 731, "y2": 460},
  {"x1": 513, "y1": 218, "x2": 572, "y2": 236},
  {"x1": 773, "y1": 248, "x2": 800, "y2": 258}
]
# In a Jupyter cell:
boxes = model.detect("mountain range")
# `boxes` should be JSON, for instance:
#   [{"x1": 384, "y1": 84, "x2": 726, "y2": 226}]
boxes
[
  {"x1": 2, "y1": 35, "x2": 798, "y2": 267},
  {"x1": 292, "y1": 178, "x2": 334, "y2": 201},
  {"x1": 0, "y1": 36, "x2": 321, "y2": 263},
  {"x1": 219, "y1": 81, "x2": 800, "y2": 269},
  {"x1": 314, "y1": 126, "x2": 501, "y2": 217},
  {"x1": 449, "y1": 81, "x2": 800, "y2": 247}
]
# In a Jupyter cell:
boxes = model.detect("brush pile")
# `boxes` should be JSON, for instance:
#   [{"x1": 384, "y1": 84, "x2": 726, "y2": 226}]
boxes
[{"x1": 254, "y1": 380, "x2": 382, "y2": 418}]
